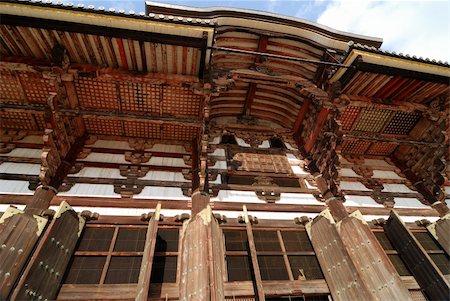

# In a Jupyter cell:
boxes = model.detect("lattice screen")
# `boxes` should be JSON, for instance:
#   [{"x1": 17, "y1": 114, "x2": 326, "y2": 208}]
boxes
[
  {"x1": 0, "y1": 71, "x2": 22, "y2": 102},
  {"x1": 338, "y1": 105, "x2": 361, "y2": 131},
  {"x1": 162, "y1": 124, "x2": 198, "y2": 141},
  {"x1": 17, "y1": 71, "x2": 50, "y2": 104},
  {"x1": 352, "y1": 107, "x2": 394, "y2": 133},
  {"x1": 119, "y1": 82, "x2": 160, "y2": 114},
  {"x1": 162, "y1": 86, "x2": 201, "y2": 118},
  {"x1": 0, "y1": 112, "x2": 37, "y2": 130},
  {"x1": 75, "y1": 77, "x2": 118, "y2": 110},
  {"x1": 366, "y1": 142, "x2": 398, "y2": 155},
  {"x1": 123, "y1": 121, "x2": 160, "y2": 139},
  {"x1": 84, "y1": 118, "x2": 123, "y2": 136},
  {"x1": 340, "y1": 139, "x2": 371, "y2": 154},
  {"x1": 383, "y1": 111, "x2": 421, "y2": 135},
  {"x1": 234, "y1": 153, "x2": 292, "y2": 174}
]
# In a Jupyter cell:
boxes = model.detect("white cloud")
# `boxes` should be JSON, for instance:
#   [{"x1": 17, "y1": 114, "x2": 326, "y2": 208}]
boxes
[{"x1": 316, "y1": 0, "x2": 450, "y2": 62}]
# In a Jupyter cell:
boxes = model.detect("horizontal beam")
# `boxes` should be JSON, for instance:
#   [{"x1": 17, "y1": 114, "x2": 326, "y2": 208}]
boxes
[
  {"x1": 0, "y1": 194, "x2": 439, "y2": 217},
  {"x1": 0, "y1": 103, "x2": 202, "y2": 127},
  {"x1": 342, "y1": 133, "x2": 440, "y2": 147},
  {"x1": 0, "y1": 58, "x2": 200, "y2": 85}
]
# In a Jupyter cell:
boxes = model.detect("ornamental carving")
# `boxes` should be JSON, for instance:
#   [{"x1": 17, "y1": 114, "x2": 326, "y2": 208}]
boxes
[
  {"x1": 252, "y1": 177, "x2": 281, "y2": 203},
  {"x1": 119, "y1": 165, "x2": 149, "y2": 179},
  {"x1": 124, "y1": 151, "x2": 151, "y2": 164}
]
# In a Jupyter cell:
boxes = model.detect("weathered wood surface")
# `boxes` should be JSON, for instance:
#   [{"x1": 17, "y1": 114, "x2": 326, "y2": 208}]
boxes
[
  {"x1": 243, "y1": 207, "x2": 265, "y2": 301},
  {"x1": 57, "y1": 284, "x2": 137, "y2": 300},
  {"x1": 306, "y1": 209, "x2": 373, "y2": 301},
  {"x1": 427, "y1": 213, "x2": 450, "y2": 255},
  {"x1": 0, "y1": 206, "x2": 47, "y2": 300},
  {"x1": 135, "y1": 204, "x2": 160, "y2": 301},
  {"x1": 337, "y1": 210, "x2": 412, "y2": 301},
  {"x1": 384, "y1": 211, "x2": 450, "y2": 301},
  {"x1": 179, "y1": 206, "x2": 225, "y2": 301},
  {"x1": 11, "y1": 202, "x2": 85, "y2": 301}
]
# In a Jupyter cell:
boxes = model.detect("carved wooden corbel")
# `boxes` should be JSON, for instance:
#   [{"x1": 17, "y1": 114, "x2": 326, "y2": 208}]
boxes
[
  {"x1": 119, "y1": 165, "x2": 149, "y2": 179},
  {"x1": 128, "y1": 138, "x2": 154, "y2": 151},
  {"x1": 77, "y1": 148, "x2": 91, "y2": 159},
  {"x1": 124, "y1": 151, "x2": 151, "y2": 164},
  {"x1": 114, "y1": 183, "x2": 144, "y2": 197},
  {"x1": 252, "y1": 177, "x2": 281, "y2": 202}
]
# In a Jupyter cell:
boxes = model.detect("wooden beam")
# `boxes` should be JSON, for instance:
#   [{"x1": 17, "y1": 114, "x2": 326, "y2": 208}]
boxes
[
  {"x1": 342, "y1": 133, "x2": 440, "y2": 147},
  {"x1": 304, "y1": 107, "x2": 330, "y2": 153},
  {"x1": 136, "y1": 204, "x2": 160, "y2": 301},
  {"x1": 292, "y1": 99, "x2": 311, "y2": 136},
  {"x1": 243, "y1": 83, "x2": 258, "y2": 116},
  {"x1": 0, "y1": 103, "x2": 202, "y2": 127}
]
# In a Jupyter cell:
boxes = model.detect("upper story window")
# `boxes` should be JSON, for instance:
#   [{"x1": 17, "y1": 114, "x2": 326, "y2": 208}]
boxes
[
  {"x1": 269, "y1": 137, "x2": 285, "y2": 149},
  {"x1": 221, "y1": 134, "x2": 237, "y2": 145}
]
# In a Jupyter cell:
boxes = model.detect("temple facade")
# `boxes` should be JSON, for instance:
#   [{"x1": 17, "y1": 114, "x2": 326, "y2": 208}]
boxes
[{"x1": 0, "y1": 1, "x2": 449, "y2": 300}]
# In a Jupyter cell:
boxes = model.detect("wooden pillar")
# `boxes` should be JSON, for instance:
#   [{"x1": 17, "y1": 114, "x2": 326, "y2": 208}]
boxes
[
  {"x1": 242, "y1": 206, "x2": 265, "y2": 301},
  {"x1": 336, "y1": 211, "x2": 412, "y2": 301},
  {"x1": 136, "y1": 203, "x2": 161, "y2": 301},
  {"x1": 24, "y1": 185, "x2": 57, "y2": 216},
  {"x1": 179, "y1": 203, "x2": 225, "y2": 301},
  {"x1": 10, "y1": 202, "x2": 94, "y2": 301},
  {"x1": 306, "y1": 209, "x2": 373, "y2": 301},
  {"x1": 427, "y1": 212, "x2": 450, "y2": 255},
  {"x1": 384, "y1": 211, "x2": 450, "y2": 300},
  {"x1": 0, "y1": 207, "x2": 47, "y2": 299}
]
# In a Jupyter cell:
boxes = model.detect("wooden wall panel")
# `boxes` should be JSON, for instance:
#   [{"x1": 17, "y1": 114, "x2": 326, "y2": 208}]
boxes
[
  {"x1": 306, "y1": 209, "x2": 373, "y2": 301},
  {"x1": 0, "y1": 206, "x2": 47, "y2": 300},
  {"x1": 427, "y1": 214, "x2": 450, "y2": 255},
  {"x1": 337, "y1": 210, "x2": 412, "y2": 301},
  {"x1": 384, "y1": 211, "x2": 450, "y2": 300},
  {"x1": 10, "y1": 202, "x2": 85, "y2": 301}
]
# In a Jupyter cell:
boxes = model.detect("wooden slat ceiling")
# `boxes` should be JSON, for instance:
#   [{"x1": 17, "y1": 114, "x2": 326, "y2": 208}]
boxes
[
  {"x1": 342, "y1": 71, "x2": 449, "y2": 103},
  {"x1": 0, "y1": 24, "x2": 201, "y2": 75}
]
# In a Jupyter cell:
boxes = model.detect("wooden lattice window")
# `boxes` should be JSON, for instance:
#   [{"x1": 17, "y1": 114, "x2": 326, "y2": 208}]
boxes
[
  {"x1": 412, "y1": 230, "x2": 450, "y2": 275},
  {"x1": 150, "y1": 228, "x2": 180, "y2": 283},
  {"x1": 64, "y1": 225, "x2": 146, "y2": 284},
  {"x1": 223, "y1": 228, "x2": 324, "y2": 282}
]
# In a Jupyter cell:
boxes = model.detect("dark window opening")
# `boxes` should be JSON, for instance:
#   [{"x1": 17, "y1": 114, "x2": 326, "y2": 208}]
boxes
[
  {"x1": 114, "y1": 228, "x2": 146, "y2": 252},
  {"x1": 64, "y1": 256, "x2": 106, "y2": 284},
  {"x1": 258, "y1": 255, "x2": 289, "y2": 280},
  {"x1": 388, "y1": 254, "x2": 412, "y2": 276},
  {"x1": 269, "y1": 137, "x2": 285, "y2": 149},
  {"x1": 224, "y1": 230, "x2": 248, "y2": 251},
  {"x1": 155, "y1": 229, "x2": 179, "y2": 252},
  {"x1": 429, "y1": 253, "x2": 450, "y2": 275},
  {"x1": 374, "y1": 231, "x2": 395, "y2": 251},
  {"x1": 150, "y1": 256, "x2": 178, "y2": 283},
  {"x1": 226, "y1": 256, "x2": 252, "y2": 281},
  {"x1": 282, "y1": 231, "x2": 314, "y2": 252},
  {"x1": 105, "y1": 256, "x2": 142, "y2": 284},
  {"x1": 78, "y1": 227, "x2": 114, "y2": 252},
  {"x1": 289, "y1": 255, "x2": 324, "y2": 280},
  {"x1": 413, "y1": 232, "x2": 442, "y2": 251},
  {"x1": 221, "y1": 134, "x2": 237, "y2": 145},
  {"x1": 254, "y1": 231, "x2": 281, "y2": 252}
]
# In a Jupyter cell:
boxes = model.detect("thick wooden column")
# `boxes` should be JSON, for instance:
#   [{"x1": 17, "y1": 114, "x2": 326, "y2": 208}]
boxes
[
  {"x1": 179, "y1": 203, "x2": 225, "y2": 301},
  {"x1": 306, "y1": 209, "x2": 373, "y2": 301},
  {"x1": 336, "y1": 210, "x2": 412, "y2": 301},
  {"x1": 427, "y1": 212, "x2": 450, "y2": 255},
  {"x1": 384, "y1": 211, "x2": 450, "y2": 300},
  {"x1": 0, "y1": 207, "x2": 47, "y2": 299},
  {"x1": 10, "y1": 202, "x2": 95, "y2": 301},
  {"x1": 136, "y1": 203, "x2": 161, "y2": 301}
]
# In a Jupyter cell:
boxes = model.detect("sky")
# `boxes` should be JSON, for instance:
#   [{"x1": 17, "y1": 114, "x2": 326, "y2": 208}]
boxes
[{"x1": 72, "y1": 0, "x2": 449, "y2": 62}]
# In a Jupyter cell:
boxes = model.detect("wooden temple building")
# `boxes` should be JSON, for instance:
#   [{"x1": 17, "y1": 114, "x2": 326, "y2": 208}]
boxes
[{"x1": 0, "y1": 1, "x2": 449, "y2": 300}]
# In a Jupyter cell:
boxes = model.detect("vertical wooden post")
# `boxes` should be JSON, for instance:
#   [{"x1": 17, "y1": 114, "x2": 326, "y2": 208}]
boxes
[
  {"x1": 136, "y1": 203, "x2": 161, "y2": 301},
  {"x1": 24, "y1": 186, "x2": 57, "y2": 216},
  {"x1": 336, "y1": 210, "x2": 412, "y2": 301},
  {"x1": 242, "y1": 206, "x2": 265, "y2": 301},
  {"x1": 427, "y1": 212, "x2": 450, "y2": 255},
  {"x1": 179, "y1": 204, "x2": 225, "y2": 301},
  {"x1": 384, "y1": 211, "x2": 450, "y2": 300},
  {"x1": 10, "y1": 202, "x2": 93, "y2": 301},
  {"x1": 306, "y1": 209, "x2": 373, "y2": 301}
]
